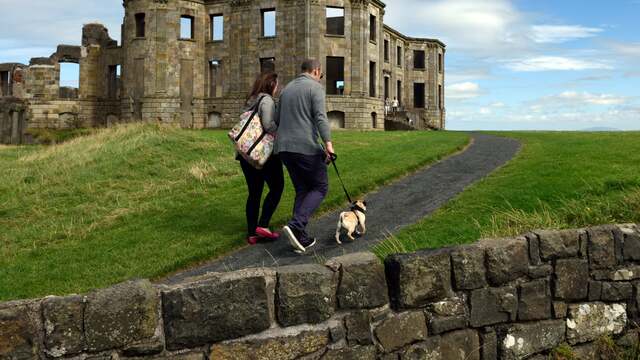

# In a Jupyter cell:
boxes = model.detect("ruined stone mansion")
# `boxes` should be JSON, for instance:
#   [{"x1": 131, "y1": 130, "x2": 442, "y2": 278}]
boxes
[{"x1": 0, "y1": 0, "x2": 446, "y2": 144}]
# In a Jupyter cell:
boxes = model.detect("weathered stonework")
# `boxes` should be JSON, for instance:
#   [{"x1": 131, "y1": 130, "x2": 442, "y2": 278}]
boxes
[
  {"x1": 2, "y1": 225, "x2": 640, "y2": 359},
  {"x1": 0, "y1": 0, "x2": 446, "y2": 144}
]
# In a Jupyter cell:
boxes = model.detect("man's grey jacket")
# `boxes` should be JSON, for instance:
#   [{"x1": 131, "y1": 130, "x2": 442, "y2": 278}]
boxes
[{"x1": 275, "y1": 73, "x2": 332, "y2": 156}]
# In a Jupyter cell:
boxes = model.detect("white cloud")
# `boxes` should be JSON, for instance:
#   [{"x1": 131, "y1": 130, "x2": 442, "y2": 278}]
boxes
[
  {"x1": 557, "y1": 91, "x2": 626, "y2": 105},
  {"x1": 446, "y1": 82, "x2": 482, "y2": 99},
  {"x1": 610, "y1": 42, "x2": 640, "y2": 57},
  {"x1": 505, "y1": 56, "x2": 613, "y2": 72},
  {"x1": 479, "y1": 107, "x2": 492, "y2": 115},
  {"x1": 530, "y1": 25, "x2": 602, "y2": 43}
]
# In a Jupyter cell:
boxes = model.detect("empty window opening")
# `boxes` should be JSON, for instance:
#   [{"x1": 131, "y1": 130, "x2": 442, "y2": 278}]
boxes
[
  {"x1": 384, "y1": 40, "x2": 389, "y2": 62},
  {"x1": 384, "y1": 76, "x2": 389, "y2": 100},
  {"x1": 438, "y1": 53, "x2": 443, "y2": 73},
  {"x1": 414, "y1": 83, "x2": 425, "y2": 108},
  {"x1": 327, "y1": 111, "x2": 345, "y2": 129},
  {"x1": 211, "y1": 14, "x2": 224, "y2": 41},
  {"x1": 209, "y1": 60, "x2": 222, "y2": 98},
  {"x1": 369, "y1": 14, "x2": 377, "y2": 42},
  {"x1": 59, "y1": 62, "x2": 79, "y2": 89},
  {"x1": 326, "y1": 7, "x2": 345, "y2": 36},
  {"x1": 397, "y1": 80, "x2": 402, "y2": 105},
  {"x1": 1, "y1": 71, "x2": 9, "y2": 96},
  {"x1": 260, "y1": 57, "x2": 276, "y2": 74},
  {"x1": 180, "y1": 16, "x2": 195, "y2": 39},
  {"x1": 326, "y1": 57, "x2": 345, "y2": 95},
  {"x1": 261, "y1": 9, "x2": 276, "y2": 37},
  {"x1": 371, "y1": 112, "x2": 377, "y2": 128},
  {"x1": 207, "y1": 112, "x2": 222, "y2": 128},
  {"x1": 107, "y1": 65, "x2": 121, "y2": 99},
  {"x1": 414, "y1": 50, "x2": 426, "y2": 69},
  {"x1": 135, "y1": 13, "x2": 146, "y2": 37},
  {"x1": 369, "y1": 61, "x2": 376, "y2": 97},
  {"x1": 397, "y1": 46, "x2": 402, "y2": 67},
  {"x1": 439, "y1": 84, "x2": 443, "y2": 109}
]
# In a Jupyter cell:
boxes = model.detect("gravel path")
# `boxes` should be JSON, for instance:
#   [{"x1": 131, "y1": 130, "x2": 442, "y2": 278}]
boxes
[{"x1": 162, "y1": 133, "x2": 520, "y2": 285}]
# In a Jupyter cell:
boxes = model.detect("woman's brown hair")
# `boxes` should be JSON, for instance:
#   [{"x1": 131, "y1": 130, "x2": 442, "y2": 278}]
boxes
[{"x1": 246, "y1": 71, "x2": 278, "y2": 103}]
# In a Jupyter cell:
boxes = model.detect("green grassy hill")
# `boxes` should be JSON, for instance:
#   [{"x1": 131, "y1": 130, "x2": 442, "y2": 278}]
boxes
[
  {"x1": 376, "y1": 131, "x2": 640, "y2": 257},
  {"x1": 0, "y1": 124, "x2": 469, "y2": 300}
]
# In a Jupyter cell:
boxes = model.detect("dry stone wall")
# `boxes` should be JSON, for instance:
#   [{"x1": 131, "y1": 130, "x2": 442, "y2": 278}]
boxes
[{"x1": 2, "y1": 224, "x2": 640, "y2": 359}]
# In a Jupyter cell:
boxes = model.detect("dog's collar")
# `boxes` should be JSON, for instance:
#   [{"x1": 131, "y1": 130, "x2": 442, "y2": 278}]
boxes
[{"x1": 351, "y1": 204, "x2": 367, "y2": 214}]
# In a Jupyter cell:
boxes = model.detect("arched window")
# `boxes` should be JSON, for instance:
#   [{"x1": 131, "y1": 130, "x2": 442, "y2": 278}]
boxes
[
  {"x1": 207, "y1": 112, "x2": 222, "y2": 128},
  {"x1": 371, "y1": 112, "x2": 377, "y2": 129},
  {"x1": 327, "y1": 111, "x2": 345, "y2": 129}
]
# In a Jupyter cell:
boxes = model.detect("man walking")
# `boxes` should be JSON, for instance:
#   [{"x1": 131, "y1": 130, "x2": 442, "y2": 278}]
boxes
[{"x1": 276, "y1": 59, "x2": 334, "y2": 253}]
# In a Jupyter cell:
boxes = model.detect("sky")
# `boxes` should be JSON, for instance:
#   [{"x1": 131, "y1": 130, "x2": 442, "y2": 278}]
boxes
[{"x1": 1, "y1": 0, "x2": 638, "y2": 131}]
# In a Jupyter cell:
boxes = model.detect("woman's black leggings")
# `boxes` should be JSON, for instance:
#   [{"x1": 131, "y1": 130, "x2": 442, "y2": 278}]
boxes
[{"x1": 239, "y1": 155, "x2": 285, "y2": 236}]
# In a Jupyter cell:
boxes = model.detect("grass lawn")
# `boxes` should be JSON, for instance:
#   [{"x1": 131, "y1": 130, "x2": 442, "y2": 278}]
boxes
[
  {"x1": 375, "y1": 131, "x2": 640, "y2": 257},
  {"x1": 0, "y1": 124, "x2": 469, "y2": 301}
]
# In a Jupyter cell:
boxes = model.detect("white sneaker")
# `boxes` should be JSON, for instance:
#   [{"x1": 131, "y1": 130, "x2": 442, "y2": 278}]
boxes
[
  {"x1": 283, "y1": 226, "x2": 305, "y2": 253},
  {"x1": 294, "y1": 238, "x2": 317, "y2": 254}
]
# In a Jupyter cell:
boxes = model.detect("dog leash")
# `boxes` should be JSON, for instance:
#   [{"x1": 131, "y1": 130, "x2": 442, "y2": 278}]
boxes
[{"x1": 328, "y1": 153, "x2": 354, "y2": 204}]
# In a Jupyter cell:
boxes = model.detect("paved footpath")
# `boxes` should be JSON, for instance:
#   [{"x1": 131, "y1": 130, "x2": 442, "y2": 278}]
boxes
[{"x1": 162, "y1": 133, "x2": 520, "y2": 285}]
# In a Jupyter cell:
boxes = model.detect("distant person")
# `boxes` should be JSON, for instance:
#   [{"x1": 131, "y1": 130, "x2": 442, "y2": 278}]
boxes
[
  {"x1": 238, "y1": 71, "x2": 284, "y2": 245},
  {"x1": 275, "y1": 59, "x2": 334, "y2": 253},
  {"x1": 392, "y1": 97, "x2": 399, "y2": 114},
  {"x1": 385, "y1": 97, "x2": 391, "y2": 116}
]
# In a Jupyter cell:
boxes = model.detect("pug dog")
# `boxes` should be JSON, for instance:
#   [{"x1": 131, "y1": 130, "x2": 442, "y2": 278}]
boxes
[{"x1": 335, "y1": 200, "x2": 367, "y2": 244}]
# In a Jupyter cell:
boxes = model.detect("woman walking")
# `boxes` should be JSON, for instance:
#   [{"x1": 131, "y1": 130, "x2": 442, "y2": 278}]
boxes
[{"x1": 238, "y1": 71, "x2": 284, "y2": 245}]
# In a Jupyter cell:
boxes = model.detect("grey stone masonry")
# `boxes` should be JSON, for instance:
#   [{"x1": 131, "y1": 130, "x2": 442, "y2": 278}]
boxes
[{"x1": 2, "y1": 224, "x2": 640, "y2": 359}]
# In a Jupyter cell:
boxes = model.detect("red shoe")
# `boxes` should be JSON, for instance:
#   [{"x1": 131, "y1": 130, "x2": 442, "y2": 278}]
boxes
[
  {"x1": 247, "y1": 236, "x2": 260, "y2": 245},
  {"x1": 256, "y1": 227, "x2": 280, "y2": 239}
]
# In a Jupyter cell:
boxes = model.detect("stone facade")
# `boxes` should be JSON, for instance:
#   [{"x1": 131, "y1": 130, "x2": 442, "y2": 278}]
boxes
[
  {"x1": 3, "y1": 224, "x2": 640, "y2": 359},
  {"x1": 0, "y1": 0, "x2": 446, "y2": 143}
]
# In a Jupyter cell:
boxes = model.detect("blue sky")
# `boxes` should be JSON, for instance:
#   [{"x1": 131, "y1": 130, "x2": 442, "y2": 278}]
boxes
[{"x1": 1, "y1": 0, "x2": 638, "y2": 130}]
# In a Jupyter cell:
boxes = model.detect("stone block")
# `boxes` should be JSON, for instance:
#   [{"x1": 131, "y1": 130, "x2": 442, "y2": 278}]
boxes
[
  {"x1": 499, "y1": 320, "x2": 566, "y2": 360},
  {"x1": 554, "y1": 259, "x2": 589, "y2": 300},
  {"x1": 601, "y1": 282, "x2": 633, "y2": 301},
  {"x1": 400, "y1": 337, "x2": 442, "y2": 359},
  {"x1": 426, "y1": 297, "x2": 468, "y2": 334},
  {"x1": 553, "y1": 302, "x2": 567, "y2": 319},
  {"x1": 518, "y1": 279, "x2": 552, "y2": 321},
  {"x1": 84, "y1": 280, "x2": 158, "y2": 352},
  {"x1": 162, "y1": 269, "x2": 274, "y2": 350},
  {"x1": 566, "y1": 302, "x2": 627, "y2": 344},
  {"x1": 440, "y1": 329, "x2": 480, "y2": 360},
  {"x1": 0, "y1": 301, "x2": 42, "y2": 360},
  {"x1": 588, "y1": 281, "x2": 603, "y2": 301},
  {"x1": 481, "y1": 237, "x2": 529, "y2": 285},
  {"x1": 469, "y1": 286, "x2": 517, "y2": 327},
  {"x1": 528, "y1": 264, "x2": 553, "y2": 279},
  {"x1": 385, "y1": 249, "x2": 453, "y2": 309},
  {"x1": 345, "y1": 310, "x2": 373, "y2": 345},
  {"x1": 374, "y1": 311, "x2": 427, "y2": 353},
  {"x1": 321, "y1": 345, "x2": 377, "y2": 359},
  {"x1": 42, "y1": 295, "x2": 85, "y2": 357},
  {"x1": 620, "y1": 225, "x2": 640, "y2": 261},
  {"x1": 480, "y1": 328, "x2": 498, "y2": 360},
  {"x1": 210, "y1": 329, "x2": 329, "y2": 360},
  {"x1": 328, "y1": 252, "x2": 388, "y2": 309},
  {"x1": 536, "y1": 229, "x2": 580, "y2": 260},
  {"x1": 276, "y1": 264, "x2": 337, "y2": 327},
  {"x1": 588, "y1": 226, "x2": 618, "y2": 269},
  {"x1": 450, "y1": 245, "x2": 487, "y2": 290},
  {"x1": 526, "y1": 233, "x2": 542, "y2": 265}
]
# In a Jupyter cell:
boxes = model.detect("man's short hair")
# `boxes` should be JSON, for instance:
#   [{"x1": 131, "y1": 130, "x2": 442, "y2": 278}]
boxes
[{"x1": 301, "y1": 59, "x2": 321, "y2": 73}]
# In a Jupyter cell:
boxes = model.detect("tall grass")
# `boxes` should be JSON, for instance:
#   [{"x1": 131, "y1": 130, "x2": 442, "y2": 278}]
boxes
[
  {"x1": 375, "y1": 132, "x2": 640, "y2": 258},
  {"x1": 0, "y1": 123, "x2": 468, "y2": 300}
]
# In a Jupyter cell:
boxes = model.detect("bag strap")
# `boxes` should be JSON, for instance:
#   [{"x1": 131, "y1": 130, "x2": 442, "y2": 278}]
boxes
[{"x1": 235, "y1": 95, "x2": 267, "y2": 142}]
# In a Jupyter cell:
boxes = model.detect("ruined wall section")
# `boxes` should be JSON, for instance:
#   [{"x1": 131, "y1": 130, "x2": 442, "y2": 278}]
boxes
[{"x1": 2, "y1": 224, "x2": 640, "y2": 359}]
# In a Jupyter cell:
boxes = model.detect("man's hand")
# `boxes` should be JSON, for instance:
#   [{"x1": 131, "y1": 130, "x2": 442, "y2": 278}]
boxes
[{"x1": 325, "y1": 141, "x2": 335, "y2": 164}]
